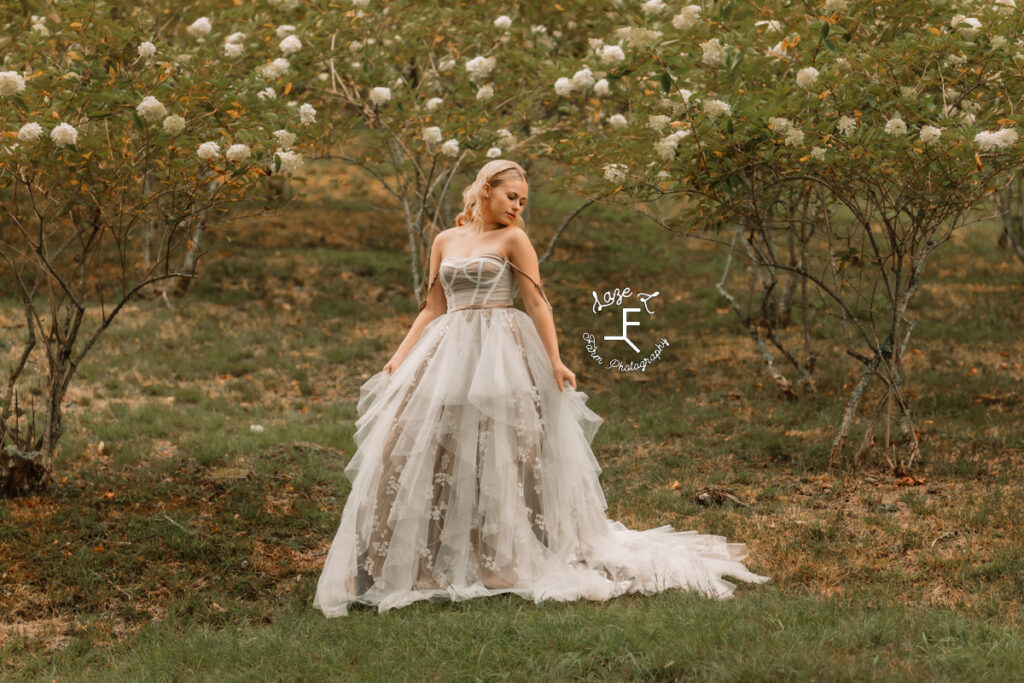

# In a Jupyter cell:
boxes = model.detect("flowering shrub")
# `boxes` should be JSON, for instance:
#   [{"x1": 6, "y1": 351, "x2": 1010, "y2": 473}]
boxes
[{"x1": 0, "y1": 0, "x2": 319, "y2": 488}]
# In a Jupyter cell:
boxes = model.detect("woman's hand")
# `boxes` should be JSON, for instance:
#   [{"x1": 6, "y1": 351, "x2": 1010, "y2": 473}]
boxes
[
  {"x1": 552, "y1": 361, "x2": 576, "y2": 391},
  {"x1": 383, "y1": 353, "x2": 405, "y2": 374}
]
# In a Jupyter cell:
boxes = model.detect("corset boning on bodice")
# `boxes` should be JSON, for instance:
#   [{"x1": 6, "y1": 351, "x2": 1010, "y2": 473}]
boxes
[{"x1": 440, "y1": 255, "x2": 518, "y2": 310}]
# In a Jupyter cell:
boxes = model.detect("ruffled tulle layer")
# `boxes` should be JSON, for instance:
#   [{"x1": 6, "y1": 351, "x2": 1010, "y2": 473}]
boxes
[{"x1": 314, "y1": 308, "x2": 767, "y2": 617}]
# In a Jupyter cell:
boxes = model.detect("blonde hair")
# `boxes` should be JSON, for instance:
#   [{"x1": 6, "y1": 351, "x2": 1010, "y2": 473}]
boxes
[{"x1": 455, "y1": 160, "x2": 528, "y2": 230}]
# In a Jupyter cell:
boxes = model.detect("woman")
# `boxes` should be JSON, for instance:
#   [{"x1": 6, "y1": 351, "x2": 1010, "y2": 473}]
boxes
[{"x1": 313, "y1": 160, "x2": 768, "y2": 616}]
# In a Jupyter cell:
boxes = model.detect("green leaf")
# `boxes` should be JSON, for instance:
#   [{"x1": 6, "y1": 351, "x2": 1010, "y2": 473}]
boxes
[
  {"x1": 824, "y1": 38, "x2": 837, "y2": 52},
  {"x1": 821, "y1": 22, "x2": 830, "y2": 39},
  {"x1": 660, "y1": 72, "x2": 672, "y2": 94}
]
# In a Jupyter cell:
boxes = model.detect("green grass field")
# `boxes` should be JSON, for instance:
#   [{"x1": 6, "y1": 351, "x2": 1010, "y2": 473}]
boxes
[{"x1": 3, "y1": 162, "x2": 1024, "y2": 680}]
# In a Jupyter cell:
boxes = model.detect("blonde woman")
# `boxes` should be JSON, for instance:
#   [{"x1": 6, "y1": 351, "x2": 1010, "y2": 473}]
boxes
[{"x1": 314, "y1": 160, "x2": 767, "y2": 616}]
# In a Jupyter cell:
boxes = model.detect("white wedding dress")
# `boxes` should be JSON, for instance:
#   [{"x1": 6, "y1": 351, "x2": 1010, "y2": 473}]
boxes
[{"x1": 313, "y1": 253, "x2": 768, "y2": 616}]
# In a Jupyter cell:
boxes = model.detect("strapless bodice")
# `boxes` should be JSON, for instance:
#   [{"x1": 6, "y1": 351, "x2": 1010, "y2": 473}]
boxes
[{"x1": 440, "y1": 254, "x2": 517, "y2": 310}]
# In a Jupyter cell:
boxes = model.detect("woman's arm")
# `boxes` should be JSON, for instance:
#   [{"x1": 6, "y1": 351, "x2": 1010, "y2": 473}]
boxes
[
  {"x1": 506, "y1": 228, "x2": 577, "y2": 391},
  {"x1": 383, "y1": 233, "x2": 448, "y2": 373}
]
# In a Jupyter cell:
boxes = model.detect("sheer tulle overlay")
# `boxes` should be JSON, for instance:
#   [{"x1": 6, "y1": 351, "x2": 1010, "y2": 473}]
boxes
[{"x1": 313, "y1": 255, "x2": 768, "y2": 617}]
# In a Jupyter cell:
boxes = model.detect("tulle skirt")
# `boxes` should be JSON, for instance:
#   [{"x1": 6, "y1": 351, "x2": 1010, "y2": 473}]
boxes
[{"x1": 313, "y1": 307, "x2": 768, "y2": 616}]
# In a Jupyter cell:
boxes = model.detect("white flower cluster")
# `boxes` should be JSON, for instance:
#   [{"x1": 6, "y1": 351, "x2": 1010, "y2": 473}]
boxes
[
  {"x1": 884, "y1": 115, "x2": 907, "y2": 136},
  {"x1": 226, "y1": 144, "x2": 251, "y2": 163},
  {"x1": 647, "y1": 115, "x2": 671, "y2": 131},
  {"x1": 703, "y1": 99, "x2": 731, "y2": 118},
  {"x1": 486, "y1": 147, "x2": 502, "y2": 158},
  {"x1": 51, "y1": 123, "x2": 78, "y2": 147},
  {"x1": 642, "y1": 0, "x2": 667, "y2": 15},
  {"x1": 257, "y1": 87, "x2": 276, "y2": 101},
  {"x1": 370, "y1": 86, "x2": 391, "y2": 105},
  {"x1": 163, "y1": 115, "x2": 186, "y2": 134},
  {"x1": 138, "y1": 41, "x2": 157, "y2": 59},
  {"x1": 187, "y1": 17, "x2": 212, "y2": 38},
  {"x1": 975, "y1": 128, "x2": 1018, "y2": 152},
  {"x1": 476, "y1": 84, "x2": 494, "y2": 101},
  {"x1": 440, "y1": 139, "x2": 460, "y2": 157},
  {"x1": 603, "y1": 163, "x2": 628, "y2": 183},
  {"x1": 672, "y1": 5, "x2": 701, "y2": 30},
  {"x1": 17, "y1": 122, "x2": 43, "y2": 142},
  {"x1": 298, "y1": 103, "x2": 316, "y2": 125},
  {"x1": 755, "y1": 20, "x2": 783, "y2": 33},
  {"x1": 951, "y1": 15, "x2": 981, "y2": 37},
  {"x1": 497, "y1": 128, "x2": 517, "y2": 149},
  {"x1": 425, "y1": 97, "x2": 443, "y2": 111},
  {"x1": 197, "y1": 141, "x2": 220, "y2": 159},
  {"x1": 600, "y1": 45, "x2": 625, "y2": 65},
  {"x1": 465, "y1": 56, "x2": 496, "y2": 82},
  {"x1": 809, "y1": 146, "x2": 827, "y2": 161},
  {"x1": 422, "y1": 126, "x2": 442, "y2": 145},
  {"x1": 280, "y1": 35, "x2": 302, "y2": 55},
  {"x1": 919, "y1": 125, "x2": 942, "y2": 146},
  {"x1": 700, "y1": 38, "x2": 727, "y2": 67},
  {"x1": 274, "y1": 129, "x2": 297, "y2": 149},
  {"x1": 654, "y1": 129, "x2": 691, "y2": 161},
  {"x1": 258, "y1": 58, "x2": 291, "y2": 79},
  {"x1": 0, "y1": 71, "x2": 26, "y2": 96},
  {"x1": 608, "y1": 113, "x2": 628, "y2": 129},
  {"x1": 276, "y1": 148, "x2": 303, "y2": 174},
  {"x1": 224, "y1": 32, "x2": 245, "y2": 58},
  {"x1": 31, "y1": 15, "x2": 48, "y2": 35},
  {"x1": 823, "y1": 0, "x2": 848, "y2": 13},
  {"x1": 837, "y1": 115, "x2": 857, "y2": 136},
  {"x1": 494, "y1": 15, "x2": 512, "y2": 30},
  {"x1": 136, "y1": 96, "x2": 166, "y2": 123},
  {"x1": 796, "y1": 67, "x2": 819, "y2": 90}
]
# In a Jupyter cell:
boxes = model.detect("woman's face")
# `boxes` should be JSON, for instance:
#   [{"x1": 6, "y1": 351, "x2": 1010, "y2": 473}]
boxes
[{"x1": 483, "y1": 178, "x2": 529, "y2": 227}]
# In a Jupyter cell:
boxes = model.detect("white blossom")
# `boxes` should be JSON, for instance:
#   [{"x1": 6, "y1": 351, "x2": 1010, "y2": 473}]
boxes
[
  {"x1": 187, "y1": 17, "x2": 212, "y2": 37},
  {"x1": 951, "y1": 15, "x2": 981, "y2": 37},
  {"x1": 642, "y1": 0, "x2": 667, "y2": 15},
  {"x1": 226, "y1": 144, "x2": 251, "y2": 163},
  {"x1": 608, "y1": 113, "x2": 628, "y2": 129},
  {"x1": 919, "y1": 125, "x2": 942, "y2": 146},
  {"x1": 809, "y1": 146, "x2": 827, "y2": 161},
  {"x1": 280, "y1": 35, "x2": 302, "y2": 55},
  {"x1": 755, "y1": 20, "x2": 783, "y2": 33},
  {"x1": 257, "y1": 87, "x2": 276, "y2": 101},
  {"x1": 137, "y1": 41, "x2": 157, "y2": 59},
  {"x1": 438, "y1": 58, "x2": 455, "y2": 72},
  {"x1": 796, "y1": 67, "x2": 819, "y2": 90},
  {"x1": 672, "y1": 5, "x2": 701, "y2": 29},
  {"x1": 440, "y1": 138, "x2": 460, "y2": 157},
  {"x1": 594, "y1": 79, "x2": 611, "y2": 97},
  {"x1": 476, "y1": 84, "x2": 494, "y2": 101},
  {"x1": 0, "y1": 71, "x2": 26, "y2": 96},
  {"x1": 465, "y1": 56, "x2": 496, "y2": 82},
  {"x1": 352, "y1": 0, "x2": 370, "y2": 7},
  {"x1": 197, "y1": 141, "x2": 220, "y2": 159},
  {"x1": 275, "y1": 148, "x2": 304, "y2": 174},
  {"x1": 425, "y1": 97, "x2": 443, "y2": 111},
  {"x1": 224, "y1": 42, "x2": 244, "y2": 58},
  {"x1": 531, "y1": 25, "x2": 547, "y2": 34},
  {"x1": 370, "y1": 86, "x2": 391, "y2": 105},
  {"x1": 600, "y1": 45, "x2": 625, "y2": 65},
  {"x1": 225, "y1": 32, "x2": 246, "y2": 44},
  {"x1": 603, "y1": 163, "x2": 628, "y2": 183},
  {"x1": 768, "y1": 117, "x2": 793, "y2": 133},
  {"x1": 647, "y1": 115, "x2": 671, "y2": 131},
  {"x1": 298, "y1": 103, "x2": 317, "y2": 125},
  {"x1": 700, "y1": 38, "x2": 727, "y2": 67},
  {"x1": 497, "y1": 128, "x2": 517, "y2": 148},
  {"x1": 275, "y1": 25, "x2": 295, "y2": 39},
  {"x1": 274, "y1": 129, "x2": 296, "y2": 149},
  {"x1": 837, "y1": 115, "x2": 857, "y2": 136},
  {"x1": 554, "y1": 77, "x2": 574, "y2": 96},
  {"x1": 422, "y1": 126, "x2": 442, "y2": 145},
  {"x1": 259, "y1": 58, "x2": 291, "y2": 79},
  {"x1": 703, "y1": 99, "x2": 731, "y2": 118},
  {"x1": 571, "y1": 67, "x2": 595, "y2": 91},
  {"x1": 17, "y1": 122, "x2": 43, "y2": 142},
  {"x1": 494, "y1": 15, "x2": 512, "y2": 30},
  {"x1": 486, "y1": 147, "x2": 502, "y2": 158},
  {"x1": 163, "y1": 115, "x2": 186, "y2": 134},
  {"x1": 784, "y1": 127, "x2": 805, "y2": 146},
  {"x1": 50, "y1": 123, "x2": 78, "y2": 147},
  {"x1": 995, "y1": 0, "x2": 1015, "y2": 15},
  {"x1": 884, "y1": 115, "x2": 907, "y2": 135},
  {"x1": 975, "y1": 128, "x2": 1018, "y2": 151},
  {"x1": 823, "y1": 0, "x2": 848, "y2": 13},
  {"x1": 654, "y1": 130, "x2": 690, "y2": 161},
  {"x1": 136, "y1": 96, "x2": 166, "y2": 123}
]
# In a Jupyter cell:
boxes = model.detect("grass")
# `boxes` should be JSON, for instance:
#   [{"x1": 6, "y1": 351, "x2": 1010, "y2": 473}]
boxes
[{"x1": 2, "y1": 159, "x2": 1024, "y2": 679}]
